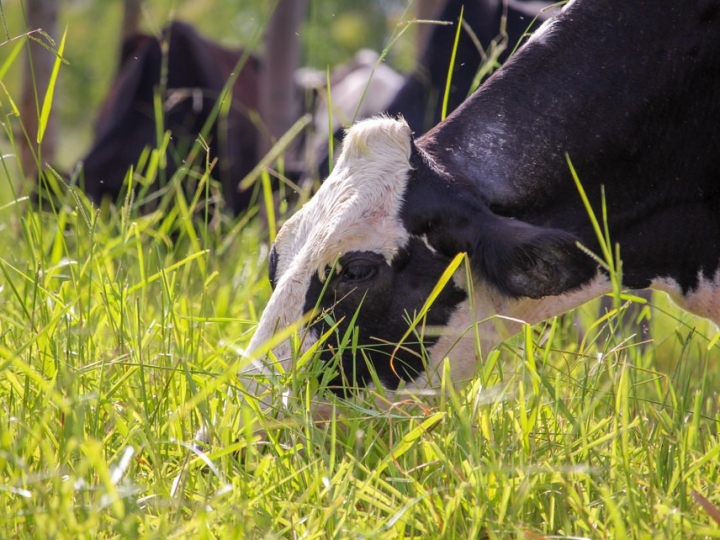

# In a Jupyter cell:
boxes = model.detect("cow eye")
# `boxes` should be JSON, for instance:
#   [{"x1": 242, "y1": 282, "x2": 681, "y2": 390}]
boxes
[{"x1": 340, "y1": 262, "x2": 378, "y2": 283}]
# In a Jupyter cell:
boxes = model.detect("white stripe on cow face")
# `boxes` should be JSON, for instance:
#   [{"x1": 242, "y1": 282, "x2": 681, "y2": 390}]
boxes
[{"x1": 246, "y1": 117, "x2": 414, "y2": 374}]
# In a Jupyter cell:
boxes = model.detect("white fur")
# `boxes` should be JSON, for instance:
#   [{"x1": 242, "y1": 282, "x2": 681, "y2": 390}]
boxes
[
  {"x1": 402, "y1": 273, "x2": 612, "y2": 393},
  {"x1": 402, "y1": 269, "x2": 720, "y2": 395},
  {"x1": 526, "y1": 11, "x2": 557, "y2": 45},
  {"x1": 651, "y1": 271, "x2": 720, "y2": 324},
  {"x1": 526, "y1": 0, "x2": 572, "y2": 46}
]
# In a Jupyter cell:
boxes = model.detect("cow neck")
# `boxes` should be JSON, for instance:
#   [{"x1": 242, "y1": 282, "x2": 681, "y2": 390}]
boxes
[
  {"x1": 418, "y1": 0, "x2": 720, "y2": 219},
  {"x1": 417, "y1": 0, "x2": 720, "y2": 293}
]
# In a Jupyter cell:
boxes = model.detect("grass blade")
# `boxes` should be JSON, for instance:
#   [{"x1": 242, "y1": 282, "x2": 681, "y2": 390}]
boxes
[
  {"x1": 37, "y1": 26, "x2": 67, "y2": 144},
  {"x1": 441, "y1": 6, "x2": 464, "y2": 121}
]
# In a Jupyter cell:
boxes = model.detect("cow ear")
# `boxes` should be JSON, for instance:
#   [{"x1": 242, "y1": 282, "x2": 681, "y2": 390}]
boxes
[
  {"x1": 470, "y1": 213, "x2": 597, "y2": 299},
  {"x1": 404, "y1": 140, "x2": 596, "y2": 299},
  {"x1": 405, "y1": 198, "x2": 596, "y2": 298}
]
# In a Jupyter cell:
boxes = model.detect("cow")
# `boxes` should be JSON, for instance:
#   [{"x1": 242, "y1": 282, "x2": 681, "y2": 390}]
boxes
[
  {"x1": 239, "y1": 0, "x2": 720, "y2": 401},
  {"x1": 385, "y1": 0, "x2": 555, "y2": 136},
  {"x1": 78, "y1": 21, "x2": 261, "y2": 215},
  {"x1": 299, "y1": 49, "x2": 405, "y2": 177},
  {"x1": 311, "y1": 0, "x2": 556, "y2": 179}
]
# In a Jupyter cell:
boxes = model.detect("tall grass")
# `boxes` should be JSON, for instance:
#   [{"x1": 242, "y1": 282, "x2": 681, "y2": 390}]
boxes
[
  {"x1": 1, "y1": 12, "x2": 720, "y2": 540},
  {"x1": 1, "y1": 184, "x2": 719, "y2": 538}
]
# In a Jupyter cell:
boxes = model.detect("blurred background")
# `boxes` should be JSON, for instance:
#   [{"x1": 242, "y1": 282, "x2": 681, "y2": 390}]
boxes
[{"x1": 0, "y1": 0, "x2": 421, "y2": 179}]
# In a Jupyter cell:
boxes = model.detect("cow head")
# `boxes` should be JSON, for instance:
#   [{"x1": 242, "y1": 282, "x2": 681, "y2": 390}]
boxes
[{"x1": 247, "y1": 116, "x2": 599, "y2": 396}]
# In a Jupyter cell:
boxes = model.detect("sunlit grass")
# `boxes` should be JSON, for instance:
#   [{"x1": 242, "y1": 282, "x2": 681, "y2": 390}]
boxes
[{"x1": 1, "y1": 138, "x2": 719, "y2": 539}]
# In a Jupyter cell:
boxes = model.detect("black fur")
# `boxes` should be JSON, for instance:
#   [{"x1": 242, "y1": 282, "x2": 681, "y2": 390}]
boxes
[
  {"x1": 302, "y1": 241, "x2": 467, "y2": 391},
  {"x1": 403, "y1": 144, "x2": 597, "y2": 298},
  {"x1": 268, "y1": 244, "x2": 279, "y2": 290},
  {"x1": 414, "y1": 0, "x2": 720, "y2": 296}
]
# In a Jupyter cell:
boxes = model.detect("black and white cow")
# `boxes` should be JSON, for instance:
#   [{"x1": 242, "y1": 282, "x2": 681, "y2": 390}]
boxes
[{"x1": 246, "y1": 0, "x2": 720, "y2": 396}]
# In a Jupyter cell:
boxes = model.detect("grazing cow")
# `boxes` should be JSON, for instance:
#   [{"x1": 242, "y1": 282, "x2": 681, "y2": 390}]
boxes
[
  {"x1": 79, "y1": 22, "x2": 261, "y2": 214},
  {"x1": 246, "y1": 0, "x2": 720, "y2": 396}
]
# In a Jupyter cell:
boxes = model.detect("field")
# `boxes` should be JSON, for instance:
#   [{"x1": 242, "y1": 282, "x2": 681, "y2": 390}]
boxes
[{"x1": 2, "y1": 2, "x2": 720, "y2": 539}]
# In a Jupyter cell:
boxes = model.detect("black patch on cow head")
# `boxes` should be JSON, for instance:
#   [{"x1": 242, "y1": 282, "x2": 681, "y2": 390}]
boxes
[
  {"x1": 301, "y1": 238, "x2": 467, "y2": 392},
  {"x1": 402, "y1": 142, "x2": 597, "y2": 299}
]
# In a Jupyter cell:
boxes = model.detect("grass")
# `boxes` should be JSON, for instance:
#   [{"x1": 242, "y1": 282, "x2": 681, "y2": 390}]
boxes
[
  {"x1": 0, "y1": 185, "x2": 719, "y2": 539},
  {"x1": 1, "y1": 141, "x2": 719, "y2": 540},
  {"x1": 2, "y1": 11, "x2": 720, "y2": 540}
]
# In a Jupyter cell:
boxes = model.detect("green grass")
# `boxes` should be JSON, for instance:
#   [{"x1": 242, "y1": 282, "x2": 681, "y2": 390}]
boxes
[
  {"x1": 2, "y1": 11, "x2": 720, "y2": 540},
  {"x1": 0, "y1": 183, "x2": 719, "y2": 539},
  {"x1": 1, "y1": 142, "x2": 719, "y2": 540}
]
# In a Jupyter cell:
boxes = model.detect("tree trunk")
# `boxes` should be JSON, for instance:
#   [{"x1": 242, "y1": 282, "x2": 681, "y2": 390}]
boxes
[
  {"x1": 258, "y1": 0, "x2": 307, "y2": 159},
  {"x1": 415, "y1": 0, "x2": 446, "y2": 61},
  {"x1": 20, "y1": 0, "x2": 59, "y2": 181},
  {"x1": 121, "y1": 0, "x2": 142, "y2": 42}
]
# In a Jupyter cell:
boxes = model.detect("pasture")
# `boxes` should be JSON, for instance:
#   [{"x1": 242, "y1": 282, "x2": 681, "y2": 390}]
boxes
[{"x1": 1, "y1": 1, "x2": 719, "y2": 538}]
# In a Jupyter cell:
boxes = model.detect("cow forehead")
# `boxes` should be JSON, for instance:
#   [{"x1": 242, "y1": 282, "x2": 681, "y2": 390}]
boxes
[{"x1": 274, "y1": 117, "x2": 414, "y2": 283}]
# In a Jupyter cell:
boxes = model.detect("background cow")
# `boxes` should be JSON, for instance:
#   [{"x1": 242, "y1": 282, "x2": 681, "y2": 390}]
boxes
[
  {"x1": 310, "y1": 0, "x2": 555, "y2": 178},
  {"x1": 385, "y1": 0, "x2": 554, "y2": 135},
  {"x1": 298, "y1": 48, "x2": 404, "y2": 176},
  {"x1": 79, "y1": 21, "x2": 261, "y2": 215},
  {"x1": 246, "y1": 0, "x2": 720, "y2": 397}
]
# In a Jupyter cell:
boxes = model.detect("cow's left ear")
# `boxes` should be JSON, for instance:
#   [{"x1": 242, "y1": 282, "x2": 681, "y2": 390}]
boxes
[
  {"x1": 429, "y1": 209, "x2": 596, "y2": 298},
  {"x1": 411, "y1": 208, "x2": 597, "y2": 298},
  {"x1": 467, "y1": 212, "x2": 597, "y2": 298},
  {"x1": 403, "y1": 139, "x2": 597, "y2": 298},
  {"x1": 402, "y1": 185, "x2": 596, "y2": 299}
]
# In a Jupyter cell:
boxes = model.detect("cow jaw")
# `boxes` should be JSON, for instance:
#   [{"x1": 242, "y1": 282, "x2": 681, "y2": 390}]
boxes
[{"x1": 403, "y1": 272, "x2": 612, "y2": 394}]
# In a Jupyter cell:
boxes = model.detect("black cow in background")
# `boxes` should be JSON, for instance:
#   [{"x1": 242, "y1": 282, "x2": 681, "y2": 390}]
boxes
[
  {"x1": 312, "y1": 0, "x2": 555, "y2": 177},
  {"x1": 79, "y1": 21, "x2": 261, "y2": 215},
  {"x1": 386, "y1": 0, "x2": 554, "y2": 135}
]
